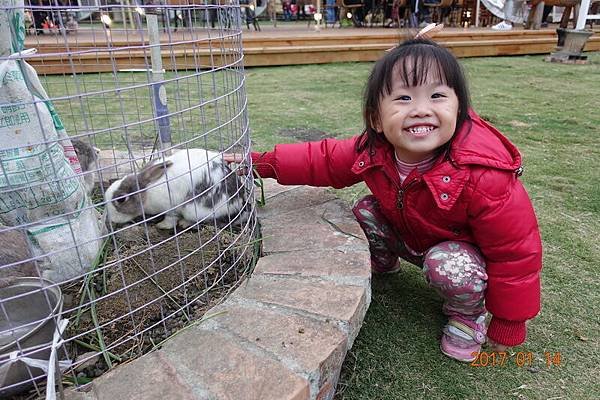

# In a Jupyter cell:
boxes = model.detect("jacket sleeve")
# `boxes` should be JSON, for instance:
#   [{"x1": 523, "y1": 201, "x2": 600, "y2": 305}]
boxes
[
  {"x1": 467, "y1": 170, "x2": 542, "y2": 346},
  {"x1": 250, "y1": 136, "x2": 363, "y2": 189}
]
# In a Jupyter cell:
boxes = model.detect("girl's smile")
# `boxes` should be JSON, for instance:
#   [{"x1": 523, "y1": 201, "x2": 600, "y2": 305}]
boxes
[
  {"x1": 405, "y1": 124, "x2": 437, "y2": 137},
  {"x1": 375, "y1": 76, "x2": 459, "y2": 163}
]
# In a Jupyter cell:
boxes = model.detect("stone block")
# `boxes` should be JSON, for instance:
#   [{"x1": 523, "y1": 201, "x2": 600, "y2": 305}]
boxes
[
  {"x1": 261, "y1": 213, "x2": 364, "y2": 254},
  {"x1": 258, "y1": 183, "x2": 337, "y2": 219},
  {"x1": 161, "y1": 329, "x2": 310, "y2": 400},
  {"x1": 233, "y1": 275, "x2": 368, "y2": 343},
  {"x1": 254, "y1": 250, "x2": 370, "y2": 283},
  {"x1": 204, "y1": 303, "x2": 347, "y2": 397},
  {"x1": 91, "y1": 352, "x2": 197, "y2": 400}
]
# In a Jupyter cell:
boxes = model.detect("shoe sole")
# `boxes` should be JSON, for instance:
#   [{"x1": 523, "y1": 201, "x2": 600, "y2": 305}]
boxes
[{"x1": 440, "y1": 345, "x2": 477, "y2": 363}]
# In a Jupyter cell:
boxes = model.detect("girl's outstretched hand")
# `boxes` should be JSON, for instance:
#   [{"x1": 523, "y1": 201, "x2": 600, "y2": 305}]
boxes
[
  {"x1": 222, "y1": 153, "x2": 244, "y2": 164},
  {"x1": 486, "y1": 339, "x2": 508, "y2": 352},
  {"x1": 222, "y1": 153, "x2": 247, "y2": 175}
]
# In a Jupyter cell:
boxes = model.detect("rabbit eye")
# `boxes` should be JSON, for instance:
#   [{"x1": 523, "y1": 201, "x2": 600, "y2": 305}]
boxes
[{"x1": 116, "y1": 196, "x2": 128, "y2": 204}]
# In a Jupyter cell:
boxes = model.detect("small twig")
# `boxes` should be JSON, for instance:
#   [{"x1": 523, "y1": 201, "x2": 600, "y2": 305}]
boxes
[
  {"x1": 74, "y1": 339, "x2": 121, "y2": 362},
  {"x1": 320, "y1": 215, "x2": 364, "y2": 240},
  {"x1": 85, "y1": 286, "x2": 113, "y2": 369},
  {"x1": 264, "y1": 185, "x2": 301, "y2": 201},
  {"x1": 222, "y1": 237, "x2": 264, "y2": 251},
  {"x1": 559, "y1": 212, "x2": 581, "y2": 222}
]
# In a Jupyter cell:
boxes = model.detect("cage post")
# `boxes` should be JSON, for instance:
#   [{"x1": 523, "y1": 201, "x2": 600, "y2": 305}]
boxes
[
  {"x1": 315, "y1": 0, "x2": 323, "y2": 31},
  {"x1": 146, "y1": 2, "x2": 172, "y2": 155}
]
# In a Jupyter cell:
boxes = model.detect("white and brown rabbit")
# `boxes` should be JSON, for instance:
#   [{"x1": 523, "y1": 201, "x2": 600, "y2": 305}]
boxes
[{"x1": 104, "y1": 149, "x2": 249, "y2": 230}]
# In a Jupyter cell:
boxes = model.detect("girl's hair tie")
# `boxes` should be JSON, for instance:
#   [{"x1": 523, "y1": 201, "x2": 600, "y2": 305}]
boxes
[
  {"x1": 386, "y1": 23, "x2": 444, "y2": 52},
  {"x1": 415, "y1": 23, "x2": 444, "y2": 39}
]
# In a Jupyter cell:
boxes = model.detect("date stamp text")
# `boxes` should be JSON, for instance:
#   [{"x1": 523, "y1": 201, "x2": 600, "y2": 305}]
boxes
[{"x1": 470, "y1": 352, "x2": 562, "y2": 367}]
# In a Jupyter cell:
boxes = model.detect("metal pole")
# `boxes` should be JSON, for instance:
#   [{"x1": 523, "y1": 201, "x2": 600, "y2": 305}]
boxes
[
  {"x1": 315, "y1": 0, "x2": 322, "y2": 32},
  {"x1": 146, "y1": 3, "x2": 172, "y2": 155},
  {"x1": 125, "y1": 0, "x2": 135, "y2": 30},
  {"x1": 475, "y1": 0, "x2": 481, "y2": 27}
]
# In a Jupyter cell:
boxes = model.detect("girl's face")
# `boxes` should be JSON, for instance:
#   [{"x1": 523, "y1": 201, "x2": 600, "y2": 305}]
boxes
[{"x1": 375, "y1": 72, "x2": 459, "y2": 163}]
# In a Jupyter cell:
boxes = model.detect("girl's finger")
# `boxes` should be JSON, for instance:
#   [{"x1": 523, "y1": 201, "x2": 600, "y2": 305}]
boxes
[{"x1": 222, "y1": 153, "x2": 244, "y2": 164}]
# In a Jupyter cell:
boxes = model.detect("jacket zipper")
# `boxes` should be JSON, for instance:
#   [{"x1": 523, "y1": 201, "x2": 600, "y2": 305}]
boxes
[
  {"x1": 395, "y1": 177, "x2": 422, "y2": 251},
  {"x1": 396, "y1": 178, "x2": 418, "y2": 209},
  {"x1": 381, "y1": 161, "x2": 421, "y2": 249}
]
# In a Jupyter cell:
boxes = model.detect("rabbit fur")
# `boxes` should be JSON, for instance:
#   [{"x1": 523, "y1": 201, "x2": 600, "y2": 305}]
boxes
[
  {"x1": 0, "y1": 227, "x2": 40, "y2": 288},
  {"x1": 72, "y1": 138, "x2": 100, "y2": 195},
  {"x1": 104, "y1": 149, "x2": 248, "y2": 230}
]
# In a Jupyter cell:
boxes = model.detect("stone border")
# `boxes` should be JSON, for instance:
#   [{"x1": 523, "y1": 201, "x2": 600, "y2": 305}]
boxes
[{"x1": 66, "y1": 182, "x2": 370, "y2": 400}]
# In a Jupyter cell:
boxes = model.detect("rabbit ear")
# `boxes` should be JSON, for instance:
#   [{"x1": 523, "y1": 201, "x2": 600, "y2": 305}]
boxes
[{"x1": 138, "y1": 160, "x2": 173, "y2": 187}]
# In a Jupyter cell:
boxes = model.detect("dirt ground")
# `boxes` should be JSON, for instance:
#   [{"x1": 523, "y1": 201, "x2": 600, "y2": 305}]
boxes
[
  {"x1": 278, "y1": 127, "x2": 335, "y2": 142},
  {"x1": 59, "y1": 222, "x2": 256, "y2": 381}
]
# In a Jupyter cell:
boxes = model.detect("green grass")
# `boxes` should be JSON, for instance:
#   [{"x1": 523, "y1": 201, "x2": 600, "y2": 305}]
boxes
[
  {"x1": 42, "y1": 68, "x2": 245, "y2": 152},
  {"x1": 242, "y1": 54, "x2": 600, "y2": 399}
]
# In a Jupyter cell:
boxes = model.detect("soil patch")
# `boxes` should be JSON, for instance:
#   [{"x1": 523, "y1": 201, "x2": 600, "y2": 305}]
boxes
[
  {"x1": 59, "y1": 223, "x2": 255, "y2": 381},
  {"x1": 278, "y1": 127, "x2": 335, "y2": 142}
]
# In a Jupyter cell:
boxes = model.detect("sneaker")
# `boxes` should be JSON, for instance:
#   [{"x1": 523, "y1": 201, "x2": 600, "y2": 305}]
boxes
[
  {"x1": 491, "y1": 21, "x2": 513, "y2": 31},
  {"x1": 440, "y1": 315, "x2": 487, "y2": 362}
]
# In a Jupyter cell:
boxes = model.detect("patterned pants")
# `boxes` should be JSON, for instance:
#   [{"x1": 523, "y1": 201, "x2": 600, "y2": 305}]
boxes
[{"x1": 352, "y1": 196, "x2": 487, "y2": 320}]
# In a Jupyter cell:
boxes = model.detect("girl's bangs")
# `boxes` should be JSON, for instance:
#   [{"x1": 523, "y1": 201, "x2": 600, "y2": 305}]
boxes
[
  {"x1": 384, "y1": 47, "x2": 453, "y2": 94},
  {"x1": 394, "y1": 55, "x2": 447, "y2": 89}
]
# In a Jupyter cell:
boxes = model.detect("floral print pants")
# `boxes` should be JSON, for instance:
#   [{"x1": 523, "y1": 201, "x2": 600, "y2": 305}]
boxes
[{"x1": 352, "y1": 195, "x2": 487, "y2": 319}]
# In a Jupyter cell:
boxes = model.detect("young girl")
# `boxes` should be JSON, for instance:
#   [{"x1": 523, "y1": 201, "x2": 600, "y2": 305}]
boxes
[{"x1": 226, "y1": 37, "x2": 542, "y2": 362}]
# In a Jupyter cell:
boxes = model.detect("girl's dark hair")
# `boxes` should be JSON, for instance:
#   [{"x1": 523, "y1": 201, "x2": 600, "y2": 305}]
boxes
[{"x1": 356, "y1": 38, "x2": 471, "y2": 156}]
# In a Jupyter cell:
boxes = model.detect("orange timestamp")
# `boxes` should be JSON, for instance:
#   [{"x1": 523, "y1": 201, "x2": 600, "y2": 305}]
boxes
[{"x1": 470, "y1": 351, "x2": 562, "y2": 367}]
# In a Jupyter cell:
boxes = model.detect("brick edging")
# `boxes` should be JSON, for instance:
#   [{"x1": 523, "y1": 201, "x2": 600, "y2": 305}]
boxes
[{"x1": 67, "y1": 183, "x2": 370, "y2": 400}]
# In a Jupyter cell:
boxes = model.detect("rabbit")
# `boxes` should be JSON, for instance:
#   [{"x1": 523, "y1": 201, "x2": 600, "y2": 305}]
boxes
[
  {"x1": 104, "y1": 149, "x2": 249, "y2": 230},
  {"x1": 72, "y1": 138, "x2": 100, "y2": 195},
  {"x1": 0, "y1": 227, "x2": 40, "y2": 288}
]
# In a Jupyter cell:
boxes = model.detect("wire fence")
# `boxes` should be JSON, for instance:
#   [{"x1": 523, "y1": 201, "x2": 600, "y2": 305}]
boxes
[{"x1": 0, "y1": 1, "x2": 257, "y2": 397}]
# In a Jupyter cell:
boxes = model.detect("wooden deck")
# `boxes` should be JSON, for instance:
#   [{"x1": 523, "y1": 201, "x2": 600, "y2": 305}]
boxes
[{"x1": 23, "y1": 23, "x2": 600, "y2": 74}]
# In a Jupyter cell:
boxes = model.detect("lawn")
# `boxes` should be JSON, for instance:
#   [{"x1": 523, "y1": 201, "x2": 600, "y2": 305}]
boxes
[{"x1": 242, "y1": 54, "x2": 600, "y2": 400}]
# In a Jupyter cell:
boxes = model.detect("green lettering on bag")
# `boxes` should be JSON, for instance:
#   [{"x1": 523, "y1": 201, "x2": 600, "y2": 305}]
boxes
[
  {"x1": 44, "y1": 101, "x2": 65, "y2": 131},
  {"x1": 11, "y1": 11, "x2": 25, "y2": 53}
]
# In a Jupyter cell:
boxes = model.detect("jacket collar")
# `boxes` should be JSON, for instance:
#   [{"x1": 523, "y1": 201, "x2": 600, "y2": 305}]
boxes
[
  {"x1": 449, "y1": 110, "x2": 522, "y2": 171},
  {"x1": 351, "y1": 110, "x2": 523, "y2": 211}
]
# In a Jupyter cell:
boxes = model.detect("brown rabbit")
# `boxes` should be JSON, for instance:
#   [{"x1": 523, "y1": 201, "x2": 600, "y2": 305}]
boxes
[
  {"x1": 0, "y1": 227, "x2": 40, "y2": 288},
  {"x1": 72, "y1": 138, "x2": 99, "y2": 195}
]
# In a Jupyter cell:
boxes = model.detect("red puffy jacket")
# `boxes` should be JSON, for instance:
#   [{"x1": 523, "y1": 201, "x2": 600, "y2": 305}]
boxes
[{"x1": 252, "y1": 110, "x2": 542, "y2": 346}]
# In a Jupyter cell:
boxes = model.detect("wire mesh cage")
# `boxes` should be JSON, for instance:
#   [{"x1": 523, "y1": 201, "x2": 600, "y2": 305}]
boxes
[{"x1": 0, "y1": 1, "x2": 257, "y2": 397}]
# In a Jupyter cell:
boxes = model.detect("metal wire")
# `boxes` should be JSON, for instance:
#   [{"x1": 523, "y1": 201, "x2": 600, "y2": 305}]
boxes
[{"x1": 0, "y1": 2, "x2": 256, "y2": 397}]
